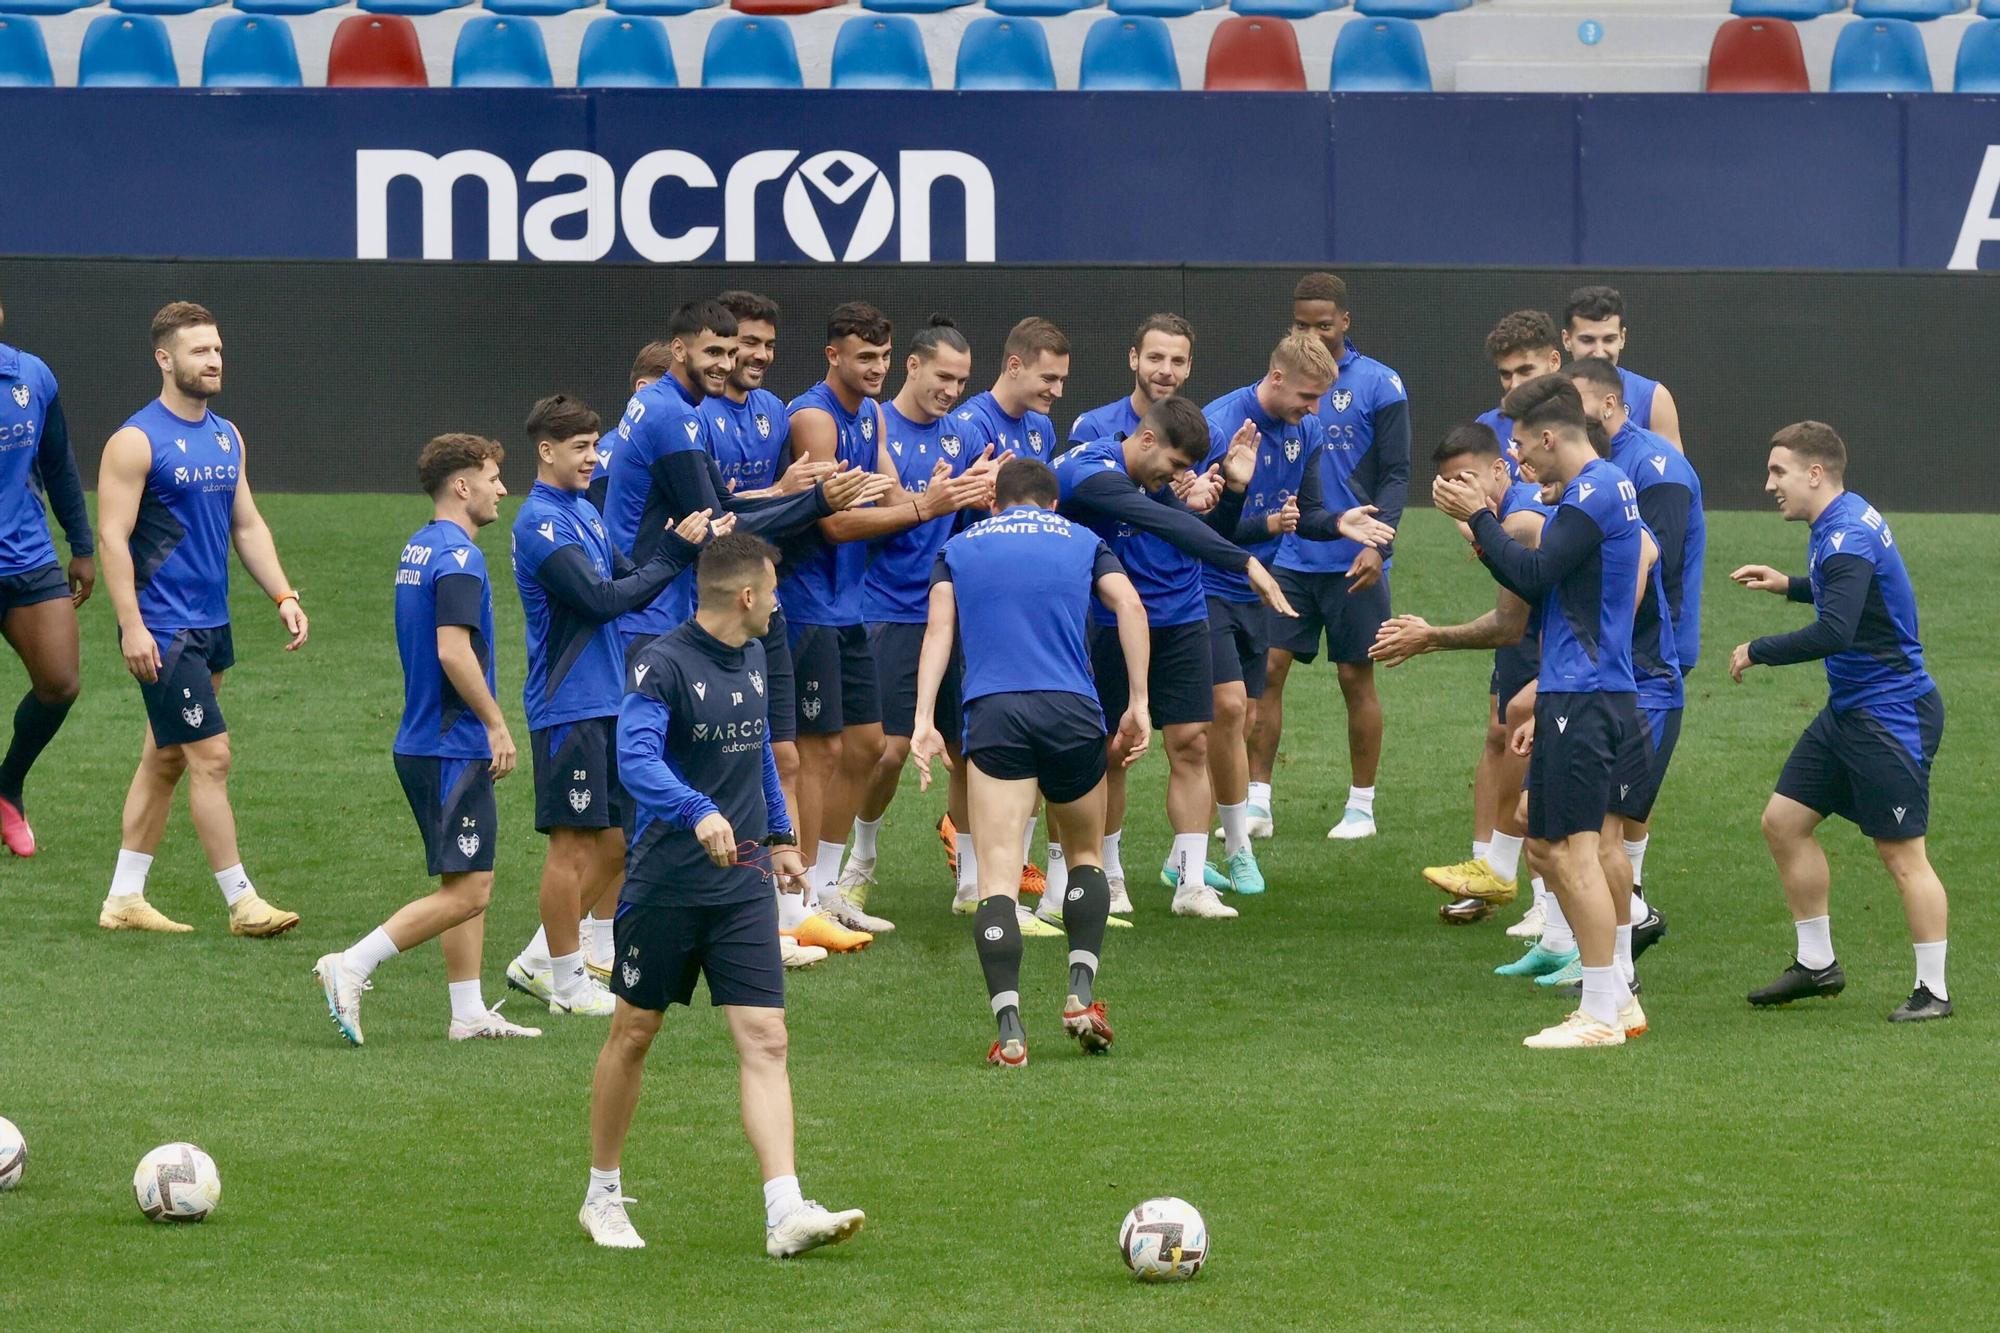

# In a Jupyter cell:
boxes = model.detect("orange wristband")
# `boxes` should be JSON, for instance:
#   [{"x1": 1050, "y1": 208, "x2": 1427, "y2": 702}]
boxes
[{"x1": 273, "y1": 590, "x2": 300, "y2": 606}]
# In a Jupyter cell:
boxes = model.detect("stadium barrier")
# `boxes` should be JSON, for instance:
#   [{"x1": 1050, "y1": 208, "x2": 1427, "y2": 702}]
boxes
[{"x1": 2, "y1": 258, "x2": 1995, "y2": 512}]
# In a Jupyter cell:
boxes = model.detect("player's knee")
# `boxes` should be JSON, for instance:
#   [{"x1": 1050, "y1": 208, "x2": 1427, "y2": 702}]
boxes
[
  {"x1": 739, "y1": 1011, "x2": 789, "y2": 1065},
  {"x1": 1875, "y1": 837, "x2": 1933, "y2": 881},
  {"x1": 445, "y1": 873, "x2": 493, "y2": 916},
  {"x1": 1760, "y1": 799, "x2": 1806, "y2": 848},
  {"x1": 612, "y1": 1010, "x2": 662, "y2": 1059},
  {"x1": 1264, "y1": 654, "x2": 1292, "y2": 690},
  {"x1": 1337, "y1": 664, "x2": 1377, "y2": 703},
  {"x1": 1212, "y1": 689, "x2": 1246, "y2": 734},
  {"x1": 184, "y1": 737, "x2": 232, "y2": 783},
  {"x1": 34, "y1": 672, "x2": 81, "y2": 707},
  {"x1": 1167, "y1": 728, "x2": 1208, "y2": 767}
]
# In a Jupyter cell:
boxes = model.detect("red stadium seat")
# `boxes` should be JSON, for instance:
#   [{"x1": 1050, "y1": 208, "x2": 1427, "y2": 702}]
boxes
[
  {"x1": 326, "y1": 13, "x2": 428, "y2": 85},
  {"x1": 1706, "y1": 16, "x2": 1809, "y2": 92},
  {"x1": 1204, "y1": 15, "x2": 1304, "y2": 89},
  {"x1": 731, "y1": 0, "x2": 839, "y2": 15}
]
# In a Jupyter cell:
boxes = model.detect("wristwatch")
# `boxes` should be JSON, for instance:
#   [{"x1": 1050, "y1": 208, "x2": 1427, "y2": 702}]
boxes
[{"x1": 762, "y1": 831, "x2": 798, "y2": 848}]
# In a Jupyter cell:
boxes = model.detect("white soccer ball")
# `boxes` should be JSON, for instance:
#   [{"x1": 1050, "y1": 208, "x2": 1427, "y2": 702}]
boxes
[
  {"x1": 133, "y1": 1142, "x2": 221, "y2": 1223},
  {"x1": 0, "y1": 1116, "x2": 25, "y2": 1190},
  {"x1": 1119, "y1": 1196, "x2": 1208, "y2": 1281}
]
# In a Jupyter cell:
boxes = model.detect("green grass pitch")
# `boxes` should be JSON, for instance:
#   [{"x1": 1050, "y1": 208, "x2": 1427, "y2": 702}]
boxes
[{"x1": 1, "y1": 498, "x2": 1994, "y2": 1330}]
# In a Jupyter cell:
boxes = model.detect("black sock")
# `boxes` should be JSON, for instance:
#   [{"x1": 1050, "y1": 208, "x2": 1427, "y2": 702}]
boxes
[
  {"x1": 974, "y1": 895, "x2": 1024, "y2": 1042},
  {"x1": 0, "y1": 691, "x2": 75, "y2": 805},
  {"x1": 1061, "y1": 864, "x2": 1109, "y2": 1005}
]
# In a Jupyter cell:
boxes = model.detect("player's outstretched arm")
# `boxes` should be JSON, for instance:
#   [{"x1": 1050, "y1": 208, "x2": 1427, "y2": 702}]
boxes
[
  {"x1": 436, "y1": 623, "x2": 515, "y2": 779},
  {"x1": 1742, "y1": 553, "x2": 1872, "y2": 673},
  {"x1": 35, "y1": 394, "x2": 96, "y2": 603},
  {"x1": 534, "y1": 521, "x2": 704, "y2": 624},
  {"x1": 96, "y1": 426, "x2": 160, "y2": 682},
  {"x1": 1073, "y1": 469, "x2": 1252, "y2": 578},
  {"x1": 1441, "y1": 481, "x2": 1598, "y2": 605},
  {"x1": 1730, "y1": 563, "x2": 1800, "y2": 598},
  {"x1": 909, "y1": 578, "x2": 958, "y2": 792},
  {"x1": 227, "y1": 445, "x2": 307, "y2": 651},
  {"x1": 1096, "y1": 569, "x2": 1152, "y2": 768}
]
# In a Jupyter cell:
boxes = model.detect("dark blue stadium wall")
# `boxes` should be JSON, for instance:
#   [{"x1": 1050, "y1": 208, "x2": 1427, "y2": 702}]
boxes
[
  {"x1": 2, "y1": 259, "x2": 1995, "y2": 511},
  {"x1": 4, "y1": 90, "x2": 2000, "y2": 268}
]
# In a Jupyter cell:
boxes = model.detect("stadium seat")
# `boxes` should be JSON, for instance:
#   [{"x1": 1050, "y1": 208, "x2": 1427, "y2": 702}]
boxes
[
  {"x1": 453, "y1": 16, "x2": 552, "y2": 86},
  {"x1": 1110, "y1": 0, "x2": 1204, "y2": 17},
  {"x1": 985, "y1": 0, "x2": 1098, "y2": 15},
  {"x1": 1706, "y1": 16, "x2": 1810, "y2": 90},
  {"x1": 358, "y1": 0, "x2": 470, "y2": 14},
  {"x1": 863, "y1": 0, "x2": 973, "y2": 12},
  {"x1": 955, "y1": 15, "x2": 1056, "y2": 88},
  {"x1": 578, "y1": 15, "x2": 677, "y2": 84},
  {"x1": 1204, "y1": 15, "x2": 1305, "y2": 89},
  {"x1": 831, "y1": 15, "x2": 931, "y2": 87},
  {"x1": 202, "y1": 15, "x2": 302, "y2": 85},
  {"x1": 1231, "y1": 0, "x2": 1342, "y2": 18},
  {"x1": 1078, "y1": 16, "x2": 1180, "y2": 89},
  {"x1": 1853, "y1": 0, "x2": 1965, "y2": 18},
  {"x1": 326, "y1": 14, "x2": 428, "y2": 86},
  {"x1": 233, "y1": 0, "x2": 343, "y2": 14},
  {"x1": 78, "y1": 15, "x2": 178, "y2": 85},
  {"x1": 1830, "y1": 16, "x2": 1932, "y2": 88},
  {"x1": 1983, "y1": 0, "x2": 2000, "y2": 17},
  {"x1": 1353, "y1": 0, "x2": 1467, "y2": 17},
  {"x1": 0, "y1": 16, "x2": 53, "y2": 87},
  {"x1": 731, "y1": 0, "x2": 840, "y2": 16},
  {"x1": 703, "y1": 15, "x2": 802, "y2": 86},
  {"x1": 1956, "y1": 17, "x2": 2000, "y2": 88},
  {"x1": 1730, "y1": 0, "x2": 1845, "y2": 16},
  {"x1": 485, "y1": 0, "x2": 593, "y2": 15},
  {"x1": 1330, "y1": 15, "x2": 1429, "y2": 89},
  {"x1": 111, "y1": 0, "x2": 221, "y2": 15},
  {"x1": 609, "y1": 0, "x2": 719, "y2": 13},
  {"x1": 0, "y1": 0, "x2": 91, "y2": 15}
]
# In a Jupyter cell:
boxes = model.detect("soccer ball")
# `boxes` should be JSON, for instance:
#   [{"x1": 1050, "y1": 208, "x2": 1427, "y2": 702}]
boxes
[
  {"x1": 1119, "y1": 1196, "x2": 1208, "y2": 1281},
  {"x1": 133, "y1": 1143, "x2": 221, "y2": 1223},
  {"x1": 0, "y1": 1117, "x2": 24, "y2": 1190}
]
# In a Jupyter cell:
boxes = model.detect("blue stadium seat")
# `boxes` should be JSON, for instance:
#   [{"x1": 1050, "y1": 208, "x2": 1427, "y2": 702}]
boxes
[
  {"x1": 452, "y1": 16, "x2": 552, "y2": 86},
  {"x1": 234, "y1": 0, "x2": 343, "y2": 17},
  {"x1": 358, "y1": 0, "x2": 471, "y2": 14},
  {"x1": 484, "y1": 0, "x2": 593, "y2": 16},
  {"x1": 1853, "y1": 0, "x2": 1965, "y2": 18},
  {"x1": 78, "y1": 14, "x2": 179, "y2": 86},
  {"x1": 955, "y1": 15, "x2": 1055, "y2": 88},
  {"x1": 703, "y1": 15, "x2": 801, "y2": 87},
  {"x1": 1078, "y1": 16, "x2": 1179, "y2": 88},
  {"x1": 111, "y1": 0, "x2": 221, "y2": 15},
  {"x1": 202, "y1": 15, "x2": 301, "y2": 85},
  {"x1": 0, "y1": 16, "x2": 53, "y2": 87},
  {"x1": 609, "y1": 0, "x2": 719, "y2": 13},
  {"x1": 862, "y1": 0, "x2": 973, "y2": 12},
  {"x1": 1331, "y1": 14, "x2": 1429, "y2": 89},
  {"x1": 831, "y1": 15, "x2": 931, "y2": 87},
  {"x1": 1110, "y1": 0, "x2": 1204, "y2": 17},
  {"x1": 985, "y1": 0, "x2": 1098, "y2": 14},
  {"x1": 1956, "y1": 17, "x2": 2000, "y2": 87},
  {"x1": 1983, "y1": 0, "x2": 2000, "y2": 17},
  {"x1": 0, "y1": 0, "x2": 92, "y2": 15},
  {"x1": 578, "y1": 15, "x2": 677, "y2": 84},
  {"x1": 1232, "y1": 0, "x2": 1342, "y2": 18},
  {"x1": 1830, "y1": 16, "x2": 1932, "y2": 88},
  {"x1": 1730, "y1": 0, "x2": 1845, "y2": 16},
  {"x1": 1354, "y1": 0, "x2": 1468, "y2": 17}
]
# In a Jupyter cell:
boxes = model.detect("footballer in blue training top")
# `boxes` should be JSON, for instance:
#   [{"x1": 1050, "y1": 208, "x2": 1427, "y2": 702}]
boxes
[{"x1": 1066, "y1": 314, "x2": 1195, "y2": 453}]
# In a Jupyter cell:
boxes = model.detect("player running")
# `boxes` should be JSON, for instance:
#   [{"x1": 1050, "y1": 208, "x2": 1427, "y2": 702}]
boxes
[
  {"x1": 313, "y1": 434, "x2": 539, "y2": 1045},
  {"x1": 0, "y1": 305, "x2": 94, "y2": 856},
  {"x1": 1067, "y1": 314, "x2": 1195, "y2": 449},
  {"x1": 1373, "y1": 422, "x2": 1550, "y2": 925},
  {"x1": 580, "y1": 533, "x2": 864, "y2": 1256},
  {"x1": 1731, "y1": 423, "x2": 1952, "y2": 1022},
  {"x1": 93, "y1": 302, "x2": 304, "y2": 937},
  {"x1": 1251, "y1": 273, "x2": 1410, "y2": 842},
  {"x1": 1561, "y1": 286, "x2": 1683, "y2": 450},
  {"x1": 912, "y1": 457, "x2": 1151, "y2": 1067},
  {"x1": 1433, "y1": 374, "x2": 1646, "y2": 1049}
]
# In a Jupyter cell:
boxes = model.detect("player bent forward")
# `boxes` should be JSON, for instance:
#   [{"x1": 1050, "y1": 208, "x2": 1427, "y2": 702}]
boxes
[{"x1": 581, "y1": 533, "x2": 863, "y2": 1255}]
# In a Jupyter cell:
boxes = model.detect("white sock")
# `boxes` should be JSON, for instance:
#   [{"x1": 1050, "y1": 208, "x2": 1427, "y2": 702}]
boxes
[
  {"x1": 1103, "y1": 831, "x2": 1124, "y2": 880},
  {"x1": 109, "y1": 848, "x2": 153, "y2": 900},
  {"x1": 852, "y1": 815, "x2": 881, "y2": 863},
  {"x1": 1615, "y1": 923, "x2": 1635, "y2": 988},
  {"x1": 1347, "y1": 785, "x2": 1375, "y2": 817},
  {"x1": 1623, "y1": 835, "x2": 1649, "y2": 887},
  {"x1": 1488, "y1": 832, "x2": 1524, "y2": 883},
  {"x1": 448, "y1": 978, "x2": 486, "y2": 1024},
  {"x1": 1580, "y1": 964, "x2": 1626, "y2": 1026},
  {"x1": 551, "y1": 949, "x2": 588, "y2": 999},
  {"x1": 763, "y1": 1174, "x2": 804, "y2": 1228},
  {"x1": 1795, "y1": 915, "x2": 1835, "y2": 970},
  {"x1": 1218, "y1": 802, "x2": 1250, "y2": 857},
  {"x1": 1914, "y1": 940, "x2": 1948, "y2": 999},
  {"x1": 522, "y1": 925, "x2": 551, "y2": 970},
  {"x1": 586, "y1": 913, "x2": 613, "y2": 962},
  {"x1": 776, "y1": 886, "x2": 812, "y2": 932},
  {"x1": 343, "y1": 926, "x2": 400, "y2": 981},
  {"x1": 814, "y1": 840, "x2": 845, "y2": 894},
  {"x1": 955, "y1": 835, "x2": 978, "y2": 896},
  {"x1": 587, "y1": 1166, "x2": 622, "y2": 1201},
  {"x1": 214, "y1": 863, "x2": 254, "y2": 908},
  {"x1": 1472, "y1": 839, "x2": 1491, "y2": 864},
  {"x1": 1541, "y1": 894, "x2": 1576, "y2": 953},
  {"x1": 1531, "y1": 875, "x2": 1547, "y2": 908},
  {"x1": 1046, "y1": 842, "x2": 1068, "y2": 899},
  {"x1": 1170, "y1": 833, "x2": 1207, "y2": 894},
  {"x1": 1022, "y1": 817, "x2": 1038, "y2": 867},
  {"x1": 1248, "y1": 780, "x2": 1272, "y2": 812}
]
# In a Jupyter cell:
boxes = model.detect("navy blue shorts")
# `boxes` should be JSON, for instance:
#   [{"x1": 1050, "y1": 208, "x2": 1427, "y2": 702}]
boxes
[
  {"x1": 1270, "y1": 567, "x2": 1390, "y2": 665},
  {"x1": 1091, "y1": 619, "x2": 1213, "y2": 728},
  {"x1": 869, "y1": 620, "x2": 962, "y2": 741},
  {"x1": 789, "y1": 622, "x2": 880, "y2": 735},
  {"x1": 1527, "y1": 691, "x2": 1647, "y2": 841},
  {"x1": 1490, "y1": 640, "x2": 1539, "y2": 717},
  {"x1": 611, "y1": 895, "x2": 784, "y2": 1011},
  {"x1": 133, "y1": 624, "x2": 233, "y2": 748},
  {"x1": 394, "y1": 752, "x2": 497, "y2": 876},
  {"x1": 1777, "y1": 689, "x2": 1944, "y2": 840},
  {"x1": 0, "y1": 562, "x2": 69, "y2": 615},
  {"x1": 531, "y1": 716, "x2": 625, "y2": 833},
  {"x1": 761, "y1": 606, "x2": 797, "y2": 744},
  {"x1": 1206, "y1": 597, "x2": 1270, "y2": 700},
  {"x1": 962, "y1": 690, "x2": 1107, "y2": 804},
  {"x1": 1616, "y1": 705, "x2": 1683, "y2": 824}
]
